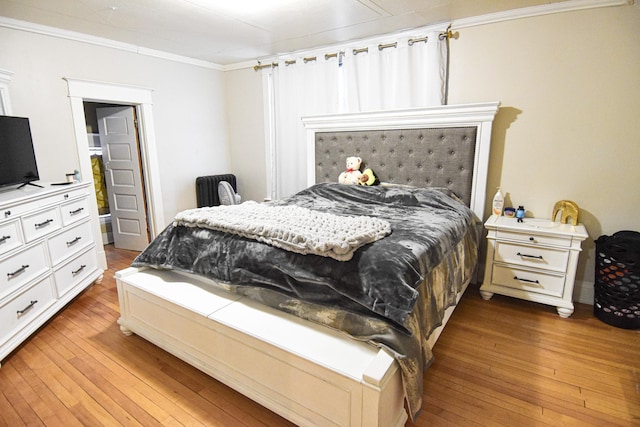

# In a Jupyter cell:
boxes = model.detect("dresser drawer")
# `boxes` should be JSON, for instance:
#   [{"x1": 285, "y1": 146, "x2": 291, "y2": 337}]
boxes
[
  {"x1": 492, "y1": 264, "x2": 565, "y2": 298},
  {"x1": 22, "y1": 206, "x2": 62, "y2": 242},
  {"x1": 494, "y1": 242, "x2": 569, "y2": 273},
  {"x1": 0, "y1": 185, "x2": 88, "y2": 218},
  {"x1": 48, "y1": 220, "x2": 94, "y2": 266},
  {"x1": 0, "y1": 242, "x2": 49, "y2": 300},
  {"x1": 495, "y1": 230, "x2": 572, "y2": 248},
  {"x1": 60, "y1": 196, "x2": 90, "y2": 226},
  {"x1": 53, "y1": 247, "x2": 98, "y2": 297},
  {"x1": 0, "y1": 275, "x2": 56, "y2": 343},
  {"x1": 0, "y1": 220, "x2": 23, "y2": 256}
]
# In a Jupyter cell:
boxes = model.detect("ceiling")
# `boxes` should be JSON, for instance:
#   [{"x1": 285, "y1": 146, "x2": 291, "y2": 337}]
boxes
[{"x1": 0, "y1": 0, "x2": 576, "y2": 65}]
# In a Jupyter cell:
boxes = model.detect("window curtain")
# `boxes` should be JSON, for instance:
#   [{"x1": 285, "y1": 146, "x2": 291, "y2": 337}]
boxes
[
  {"x1": 344, "y1": 31, "x2": 448, "y2": 111},
  {"x1": 262, "y1": 27, "x2": 449, "y2": 199},
  {"x1": 264, "y1": 57, "x2": 342, "y2": 200}
]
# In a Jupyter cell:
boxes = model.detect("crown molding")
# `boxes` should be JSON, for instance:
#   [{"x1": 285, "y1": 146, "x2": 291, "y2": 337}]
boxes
[
  {"x1": 239, "y1": 0, "x2": 632, "y2": 71},
  {"x1": 0, "y1": 0, "x2": 632, "y2": 72},
  {"x1": 451, "y1": 0, "x2": 632, "y2": 29},
  {"x1": 0, "y1": 16, "x2": 223, "y2": 71}
]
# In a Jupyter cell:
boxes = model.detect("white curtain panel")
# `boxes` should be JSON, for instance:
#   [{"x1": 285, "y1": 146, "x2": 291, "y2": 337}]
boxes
[
  {"x1": 269, "y1": 58, "x2": 342, "y2": 199},
  {"x1": 344, "y1": 31, "x2": 447, "y2": 111},
  {"x1": 263, "y1": 28, "x2": 449, "y2": 199}
]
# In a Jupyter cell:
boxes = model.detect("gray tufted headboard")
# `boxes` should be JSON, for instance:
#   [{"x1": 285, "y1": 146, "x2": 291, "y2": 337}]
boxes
[
  {"x1": 315, "y1": 127, "x2": 477, "y2": 206},
  {"x1": 302, "y1": 102, "x2": 500, "y2": 220}
]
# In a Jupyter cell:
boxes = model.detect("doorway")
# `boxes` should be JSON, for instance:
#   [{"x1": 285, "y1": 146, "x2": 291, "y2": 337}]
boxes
[
  {"x1": 65, "y1": 78, "x2": 165, "y2": 271},
  {"x1": 83, "y1": 102, "x2": 150, "y2": 251}
]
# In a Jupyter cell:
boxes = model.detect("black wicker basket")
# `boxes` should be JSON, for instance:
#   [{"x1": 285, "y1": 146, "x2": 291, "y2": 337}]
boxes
[{"x1": 594, "y1": 231, "x2": 640, "y2": 329}]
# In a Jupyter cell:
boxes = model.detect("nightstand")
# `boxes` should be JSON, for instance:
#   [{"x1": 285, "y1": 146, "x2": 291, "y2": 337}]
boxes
[{"x1": 480, "y1": 215, "x2": 588, "y2": 318}]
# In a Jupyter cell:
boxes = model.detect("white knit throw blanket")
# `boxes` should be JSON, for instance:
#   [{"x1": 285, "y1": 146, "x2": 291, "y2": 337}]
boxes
[{"x1": 173, "y1": 201, "x2": 391, "y2": 261}]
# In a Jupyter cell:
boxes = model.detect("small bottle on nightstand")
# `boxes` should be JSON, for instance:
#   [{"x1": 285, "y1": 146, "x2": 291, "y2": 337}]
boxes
[{"x1": 492, "y1": 187, "x2": 504, "y2": 216}]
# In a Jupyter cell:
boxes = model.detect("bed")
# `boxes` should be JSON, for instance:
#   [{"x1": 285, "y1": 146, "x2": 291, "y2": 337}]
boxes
[{"x1": 115, "y1": 101, "x2": 499, "y2": 426}]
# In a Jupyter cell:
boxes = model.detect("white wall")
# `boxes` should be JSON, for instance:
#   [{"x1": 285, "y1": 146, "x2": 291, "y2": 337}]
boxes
[
  {"x1": 224, "y1": 4, "x2": 640, "y2": 303},
  {"x1": 224, "y1": 67, "x2": 267, "y2": 203},
  {"x1": 0, "y1": 26, "x2": 229, "y2": 227}
]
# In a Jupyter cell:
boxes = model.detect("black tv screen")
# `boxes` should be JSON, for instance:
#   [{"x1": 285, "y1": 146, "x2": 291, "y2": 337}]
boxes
[{"x1": 0, "y1": 115, "x2": 40, "y2": 189}]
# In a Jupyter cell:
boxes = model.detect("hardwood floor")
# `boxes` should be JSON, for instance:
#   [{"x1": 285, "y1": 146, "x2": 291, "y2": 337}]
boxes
[{"x1": 1, "y1": 245, "x2": 638, "y2": 426}]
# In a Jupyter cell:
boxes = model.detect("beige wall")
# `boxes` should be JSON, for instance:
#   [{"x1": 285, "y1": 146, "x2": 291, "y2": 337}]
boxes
[
  {"x1": 5, "y1": 3, "x2": 634, "y2": 301},
  {"x1": 448, "y1": 5, "x2": 640, "y2": 300},
  {"x1": 224, "y1": 4, "x2": 640, "y2": 302}
]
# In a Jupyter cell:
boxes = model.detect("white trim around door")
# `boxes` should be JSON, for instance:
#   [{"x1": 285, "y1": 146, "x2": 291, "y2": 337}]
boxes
[{"x1": 64, "y1": 78, "x2": 165, "y2": 269}]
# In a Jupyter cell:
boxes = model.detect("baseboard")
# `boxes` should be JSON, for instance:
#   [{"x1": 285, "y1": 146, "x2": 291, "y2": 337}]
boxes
[{"x1": 573, "y1": 279, "x2": 594, "y2": 305}]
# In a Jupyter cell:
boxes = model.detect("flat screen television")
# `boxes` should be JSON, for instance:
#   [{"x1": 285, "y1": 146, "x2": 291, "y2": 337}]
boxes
[{"x1": 0, "y1": 115, "x2": 41, "y2": 189}]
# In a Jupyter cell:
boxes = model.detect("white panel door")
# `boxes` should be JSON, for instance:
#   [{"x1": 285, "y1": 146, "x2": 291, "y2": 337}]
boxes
[{"x1": 97, "y1": 106, "x2": 149, "y2": 251}]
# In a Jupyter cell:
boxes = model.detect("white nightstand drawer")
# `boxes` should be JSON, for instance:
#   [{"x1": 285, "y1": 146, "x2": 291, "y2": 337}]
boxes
[
  {"x1": 53, "y1": 247, "x2": 98, "y2": 297},
  {"x1": 0, "y1": 220, "x2": 23, "y2": 256},
  {"x1": 48, "y1": 220, "x2": 93, "y2": 266},
  {"x1": 492, "y1": 264, "x2": 565, "y2": 298},
  {"x1": 60, "y1": 196, "x2": 90, "y2": 226},
  {"x1": 0, "y1": 275, "x2": 56, "y2": 343},
  {"x1": 496, "y1": 230, "x2": 572, "y2": 248},
  {"x1": 494, "y1": 242, "x2": 569, "y2": 272},
  {"x1": 0, "y1": 242, "x2": 49, "y2": 300},
  {"x1": 22, "y1": 207, "x2": 62, "y2": 242}
]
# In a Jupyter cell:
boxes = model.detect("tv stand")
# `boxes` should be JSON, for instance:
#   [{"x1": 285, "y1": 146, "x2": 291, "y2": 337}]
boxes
[{"x1": 17, "y1": 181, "x2": 44, "y2": 189}]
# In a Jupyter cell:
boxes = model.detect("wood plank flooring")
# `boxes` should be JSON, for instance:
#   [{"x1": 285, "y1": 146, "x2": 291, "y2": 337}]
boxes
[{"x1": 1, "y1": 244, "x2": 639, "y2": 426}]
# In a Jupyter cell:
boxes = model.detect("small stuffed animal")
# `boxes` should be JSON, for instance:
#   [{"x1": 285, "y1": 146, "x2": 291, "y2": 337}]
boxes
[
  {"x1": 338, "y1": 156, "x2": 362, "y2": 185},
  {"x1": 358, "y1": 168, "x2": 378, "y2": 186}
]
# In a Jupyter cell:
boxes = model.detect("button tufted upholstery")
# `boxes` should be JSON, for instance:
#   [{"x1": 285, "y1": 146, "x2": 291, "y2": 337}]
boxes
[{"x1": 315, "y1": 127, "x2": 478, "y2": 206}]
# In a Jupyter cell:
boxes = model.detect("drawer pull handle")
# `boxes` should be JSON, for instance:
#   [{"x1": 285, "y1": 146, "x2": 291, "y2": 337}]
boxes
[
  {"x1": 514, "y1": 276, "x2": 540, "y2": 284},
  {"x1": 517, "y1": 252, "x2": 544, "y2": 260},
  {"x1": 8, "y1": 264, "x2": 29, "y2": 278},
  {"x1": 67, "y1": 236, "x2": 82, "y2": 246},
  {"x1": 69, "y1": 207, "x2": 84, "y2": 215},
  {"x1": 0, "y1": 235, "x2": 10, "y2": 244},
  {"x1": 72, "y1": 264, "x2": 87, "y2": 275},
  {"x1": 35, "y1": 219, "x2": 54, "y2": 229},
  {"x1": 17, "y1": 300, "x2": 38, "y2": 315}
]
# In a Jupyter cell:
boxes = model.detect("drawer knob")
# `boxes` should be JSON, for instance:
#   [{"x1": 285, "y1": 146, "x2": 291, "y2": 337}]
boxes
[
  {"x1": 35, "y1": 218, "x2": 54, "y2": 229},
  {"x1": 4, "y1": 210, "x2": 10, "y2": 218},
  {"x1": 517, "y1": 252, "x2": 544, "y2": 260},
  {"x1": 514, "y1": 275, "x2": 540, "y2": 285},
  {"x1": 7, "y1": 264, "x2": 29, "y2": 278},
  {"x1": 529, "y1": 237, "x2": 535, "y2": 241},
  {"x1": 0, "y1": 235, "x2": 11, "y2": 244},
  {"x1": 17, "y1": 300, "x2": 38, "y2": 315}
]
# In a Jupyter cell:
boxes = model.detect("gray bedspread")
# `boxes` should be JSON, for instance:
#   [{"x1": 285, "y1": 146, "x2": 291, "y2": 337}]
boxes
[{"x1": 132, "y1": 183, "x2": 479, "y2": 419}]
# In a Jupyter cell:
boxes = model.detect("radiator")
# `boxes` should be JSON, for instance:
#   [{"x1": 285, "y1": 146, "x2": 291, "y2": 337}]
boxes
[{"x1": 196, "y1": 174, "x2": 237, "y2": 207}]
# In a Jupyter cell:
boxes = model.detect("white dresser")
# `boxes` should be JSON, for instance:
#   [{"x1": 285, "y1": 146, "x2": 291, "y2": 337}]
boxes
[
  {"x1": 0, "y1": 182, "x2": 103, "y2": 365},
  {"x1": 480, "y1": 215, "x2": 588, "y2": 318}
]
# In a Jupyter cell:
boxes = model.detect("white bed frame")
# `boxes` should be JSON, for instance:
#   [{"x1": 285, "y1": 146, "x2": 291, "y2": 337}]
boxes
[{"x1": 116, "y1": 102, "x2": 499, "y2": 427}]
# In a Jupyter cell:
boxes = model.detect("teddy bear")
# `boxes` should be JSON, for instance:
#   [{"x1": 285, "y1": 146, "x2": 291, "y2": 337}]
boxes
[{"x1": 338, "y1": 156, "x2": 363, "y2": 185}]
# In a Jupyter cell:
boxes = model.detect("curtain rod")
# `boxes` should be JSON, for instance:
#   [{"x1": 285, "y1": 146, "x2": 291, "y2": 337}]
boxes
[
  {"x1": 254, "y1": 28, "x2": 454, "y2": 71},
  {"x1": 253, "y1": 62, "x2": 278, "y2": 71}
]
